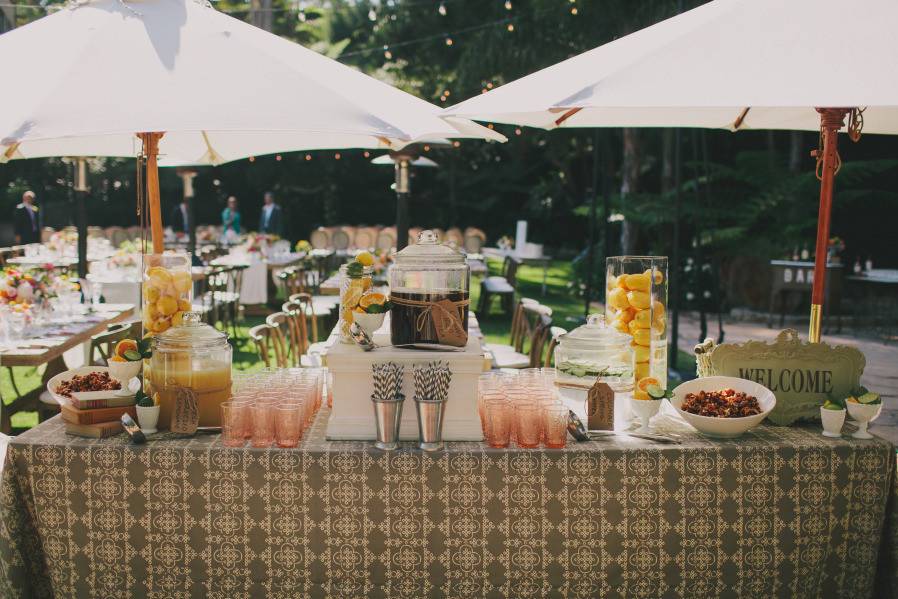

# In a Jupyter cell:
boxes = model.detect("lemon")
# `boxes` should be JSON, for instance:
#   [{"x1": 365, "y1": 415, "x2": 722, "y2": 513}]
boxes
[
  {"x1": 144, "y1": 286, "x2": 160, "y2": 303},
  {"x1": 356, "y1": 251, "x2": 375, "y2": 267},
  {"x1": 342, "y1": 287, "x2": 363, "y2": 309},
  {"x1": 608, "y1": 287, "x2": 630, "y2": 310},
  {"x1": 632, "y1": 329, "x2": 651, "y2": 347},
  {"x1": 147, "y1": 266, "x2": 173, "y2": 285},
  {"x1": 635, "y1": 361, "x2": 650, "y2": 381},
  {"x1": 172, "y1": 271, "x2": 192, "y2": 294},
  {"x1": 624, "y1": 273, "x2": 651, "y2": 292},
  {"x1": 359, "y1": 292, "x2": 387, "y2": 309},
  {"x1": 633, "y1": 309, "x2": 652, "y2": 329},
  {"x1": 153, "y1": 318, "x2": 171, "y2": 333},
  {"x1": 170, "y1": 311, "x2": 184, "y2": 327},
  {"x1": 157, "y1": 296, "x2": 178, "y2": 316},
  {"x1": 627, "y1": 290, "x2": 651, "y2": 310},
  {"x1": 632, "y1": 342, "x2": 650, "y2": 363},
  {"x1": 178, "y1": 299, "x2": 192, "y2": 312}
]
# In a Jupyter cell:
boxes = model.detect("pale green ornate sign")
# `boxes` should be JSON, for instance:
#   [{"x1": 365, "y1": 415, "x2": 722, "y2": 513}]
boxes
[{"x1": 696, "y1": 329, "x2": 866, "y2": 425}]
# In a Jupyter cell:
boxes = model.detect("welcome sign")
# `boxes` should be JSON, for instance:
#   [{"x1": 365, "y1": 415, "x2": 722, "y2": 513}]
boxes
[{"x1": 697, "y1": 329, "x2": 866, "y2": 425}]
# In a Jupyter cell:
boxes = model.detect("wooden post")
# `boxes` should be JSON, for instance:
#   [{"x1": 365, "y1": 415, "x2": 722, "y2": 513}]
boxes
[
  {"x1": 809, "y1": 108, "x2": 850, "y2": 343},
  {"x1": 140, "y1": 132, "x2": 165, "y2": 254}
]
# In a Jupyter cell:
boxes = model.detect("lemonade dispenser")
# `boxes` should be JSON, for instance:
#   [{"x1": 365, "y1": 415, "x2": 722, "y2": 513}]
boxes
[{"x1": 145, "y1": 312, "x2": 232, "y2": 428}]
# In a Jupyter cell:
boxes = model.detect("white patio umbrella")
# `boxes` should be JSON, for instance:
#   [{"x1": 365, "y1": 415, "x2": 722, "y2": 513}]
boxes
[
  {"x1": 0, "y1": 0, "x2": 503, "y2": 253},
  {"x1": 444, "y1": 0, "x2": 898, "y2": 342}
]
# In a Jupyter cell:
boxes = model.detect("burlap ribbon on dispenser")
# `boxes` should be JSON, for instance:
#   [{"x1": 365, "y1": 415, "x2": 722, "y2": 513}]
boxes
[{"x1": 390, "y1": 295, "x2": 469, "y2": 347}]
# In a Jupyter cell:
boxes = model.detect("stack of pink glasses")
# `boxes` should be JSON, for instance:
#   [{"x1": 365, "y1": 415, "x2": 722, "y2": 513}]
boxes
[
  {"x1": 478, "y1": 368, "x2": 568, "y2": 449},
  {"x1": 220, "y1": 368, "x2": 325, "y2": 448}
]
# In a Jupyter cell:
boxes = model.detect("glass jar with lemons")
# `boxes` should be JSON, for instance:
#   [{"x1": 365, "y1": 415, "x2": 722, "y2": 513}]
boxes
[{"x1": 141, "y1": 252, "x2": 193, "y2": 337}]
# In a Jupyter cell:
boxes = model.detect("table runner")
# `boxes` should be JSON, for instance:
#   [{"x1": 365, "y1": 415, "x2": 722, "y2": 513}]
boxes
[{"x1": 0, "y1": 410, "x2": 894, "y2": 599}]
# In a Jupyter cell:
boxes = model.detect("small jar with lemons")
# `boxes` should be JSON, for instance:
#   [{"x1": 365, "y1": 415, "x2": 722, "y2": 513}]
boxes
[
  {"x1": 605, "y1": 256, "x2": 668, "y2": 395},
  {"x1": 141, "y1": 252, "x2": 193, "y2": 338}
]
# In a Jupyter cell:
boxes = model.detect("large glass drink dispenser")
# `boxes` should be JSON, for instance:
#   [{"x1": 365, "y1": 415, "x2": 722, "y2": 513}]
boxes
[
  {"x1": 144, "y1": 312, "x2": 232, "y2": 428},
  {"x1": 390, "y1": 230, "x2": 470, "y2": 347}
]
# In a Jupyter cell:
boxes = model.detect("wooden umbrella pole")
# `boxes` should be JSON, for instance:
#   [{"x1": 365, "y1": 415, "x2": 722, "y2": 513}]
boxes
[
  {"x1": 140, "y1": 132, "x2": 165, "y2": 254},
  {"x1": 808, "y1": 108, "x2": 850, "y2": 343}
]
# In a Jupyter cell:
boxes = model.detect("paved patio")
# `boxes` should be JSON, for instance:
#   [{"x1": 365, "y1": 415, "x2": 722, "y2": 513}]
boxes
[{"x1": 674, "y1": 313, "x2": 898, "y2": 445}]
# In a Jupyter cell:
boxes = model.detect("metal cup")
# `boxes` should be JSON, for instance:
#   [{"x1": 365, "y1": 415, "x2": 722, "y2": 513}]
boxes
[
  {"x1": 372, "y1": 394, "x2": 404, "y2": 451},
  {"x1": 414, "y1": 397, "x2": 446, "y2": 452}
]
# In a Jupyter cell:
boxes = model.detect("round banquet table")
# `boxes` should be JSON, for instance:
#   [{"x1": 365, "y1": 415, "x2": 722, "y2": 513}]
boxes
[{"x1": 0, "y1": 409, "x2": 895, "y2": 599}]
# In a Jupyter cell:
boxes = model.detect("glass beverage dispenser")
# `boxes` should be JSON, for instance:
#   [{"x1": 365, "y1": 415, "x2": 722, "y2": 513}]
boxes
[
  {"x1": 389, "y1": 230, "x2": 470, "y2": 347},
  {"x1": 145, "y1": 312, "x2": 232, "y2": 428}
]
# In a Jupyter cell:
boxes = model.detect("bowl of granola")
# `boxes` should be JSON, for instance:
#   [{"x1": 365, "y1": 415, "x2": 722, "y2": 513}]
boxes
[{"x1": 670, "y1": 376, "x2": 776, "y2": 438}]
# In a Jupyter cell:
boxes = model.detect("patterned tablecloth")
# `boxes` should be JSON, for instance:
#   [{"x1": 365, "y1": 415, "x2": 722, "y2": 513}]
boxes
[{"x1": 0, "y1": 410, "x2": 895, "y2": 599}]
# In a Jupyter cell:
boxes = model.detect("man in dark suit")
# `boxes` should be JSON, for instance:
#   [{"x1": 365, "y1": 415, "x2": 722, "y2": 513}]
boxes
[
  {"x1": 259, "y1": 191, "x2": 284, "y2": 237},
  {"x1": 169, "y1": 199, "x2": 190, "y2": 235},
  {"x1": 13, "y1": 190, "x2": 41, "y2": 244}
]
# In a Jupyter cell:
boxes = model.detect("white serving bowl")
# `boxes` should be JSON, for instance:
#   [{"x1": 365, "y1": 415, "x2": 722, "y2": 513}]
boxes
[
  {"x1": 47, "y1": 366, "x2": 128, "y2": 405},
  {"x1": 670, "y1": 376, "x2": 776, "y2": 438},
  {"x1": 107, "y1": 358, "x2": 142, "y2": 383}
]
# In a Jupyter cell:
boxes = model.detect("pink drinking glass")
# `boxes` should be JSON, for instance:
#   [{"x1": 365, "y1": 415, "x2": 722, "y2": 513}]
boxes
[
  {"x1": 250, "y1": 403, "x2": 275, "y2": 447},
  {"x1": 484, "y1": 398, "x2": 512, "y2": 448},
  {"x1": 220, "y1": 401, "x2": 246, "y2": 448},
  {"x1": 514, "y1": 403, "x2": 542, "y2": 448},
  {"x1": 275, "y1": 404, "x2": 303, "y2": 448},
  {"x1": 543, "y1": 406, "x2": 568, "y2": 449}
]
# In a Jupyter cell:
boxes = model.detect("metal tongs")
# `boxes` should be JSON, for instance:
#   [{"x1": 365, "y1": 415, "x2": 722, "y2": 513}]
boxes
[{"x1": 567, "y1": 410, "x2": 682, "y2": 445}]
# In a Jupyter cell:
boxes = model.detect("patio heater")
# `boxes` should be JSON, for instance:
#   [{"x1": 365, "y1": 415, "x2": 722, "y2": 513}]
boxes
[{"x1": 73, "y1": 157, "x2": 89, "y2": 280}]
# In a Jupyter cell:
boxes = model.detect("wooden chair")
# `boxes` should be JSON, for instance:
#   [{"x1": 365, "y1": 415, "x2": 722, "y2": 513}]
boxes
[
  {"x1": 444, "y1": 227, "x2": 463, "y2": 248},
  {"x1": 88, "y1": 321, "x2": 142, "y2": 366},
  {"x1": 249, "y1": 323, "x2": 287, "y2": 368},
  {"x1": 282, "y1": 301, "x2": 311, "y2": 357},
  {"x1": 543, "y1": 326, "x2": 568, "y2": 368},
  {"x1": 526, "y1": 317, "x2": 557, "y2": 368},
  {"x1": 463, "y1": 227, "x2": 486, "y2": 254},
  {"x1": 376, "y1": 227, "x2": 396, "y2": 252},
  {"x1": 331, "y1": 229, "x2": 350, "y2": 252},
  {"x1": 288, "y1": 292, "x2": 337, "y2": 343},
  {"x1": 354, "y1": 227, "x2": 377, "y2": 250},
  {"x1": 266, "y1": 312, "x2": 300, "y2": 367},
  {"x1": 310, "y1": 227, "x2": 330, "y2": 250},
  {"x1": 477, "y1": 256, "x2": 520, "y2": 318},
  {"x1": 485, "y1": 300, "x2": 551, "y2": 369}
]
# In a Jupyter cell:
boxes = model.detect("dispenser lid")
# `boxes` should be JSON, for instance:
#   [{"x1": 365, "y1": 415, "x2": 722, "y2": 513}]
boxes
[
  {"x1": 559, "y1": 314, "x2": 631, "y2": 350},
  {"x1": 153, "y1": 312, "x2": 229, "y2": 352},
  {"x1": 393, "y1": 230, "x2": 466, "y2": 266}
]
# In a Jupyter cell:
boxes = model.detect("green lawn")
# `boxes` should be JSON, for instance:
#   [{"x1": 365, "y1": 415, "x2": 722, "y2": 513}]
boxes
[{"x1": 2, "y1": 258, "x2": 693, "y2": 431}]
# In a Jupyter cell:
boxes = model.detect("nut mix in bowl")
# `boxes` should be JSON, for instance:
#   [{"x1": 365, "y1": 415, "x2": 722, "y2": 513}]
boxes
[
  {"x1": 671, "y1": 376, "x2": 776, "y2": 438},
  {"x1": 681, "y1": 388, "x2": 762, "y2": 418}
]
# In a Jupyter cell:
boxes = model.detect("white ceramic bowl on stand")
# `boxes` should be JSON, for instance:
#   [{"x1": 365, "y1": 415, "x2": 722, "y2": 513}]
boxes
[
  {"x1": 670, "y1": 376, "x2": 776, "y2": 438},
  {"x1": 107, "y1": 359, "x2": 142, "y2": 387},
  {"x1": 820, "y1": 406, "x2": 846, "y2": 438},
  {"x1": 352, "y1": 312, "x2": 386, "y2": 340},
  {"x1": 628, "y1": 397, "x2": 662, "y2": 432},
  {"x1": 846, "y1": 402, "x2": 882, "y2": 440}
]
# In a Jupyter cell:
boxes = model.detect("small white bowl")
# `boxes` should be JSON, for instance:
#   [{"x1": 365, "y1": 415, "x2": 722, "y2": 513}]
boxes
[
  {"x1": 820, "y1": 406, "x2": 846, "y2": 438},
  {"x1": 628, "y1": 397, "x2": 662, "y2": 432},
  {"x1": 846, "y1": 401, "x2": 882, "y2": 440},
  {"x1": 670, "y1": 376, "x2": 776, "y2": 438},
  {"x1": 353, "y1": 312, "x2": 386, "y2": 339},
  {"x1": 107, "y1": 359, "x2": 142, "y2": 384}
]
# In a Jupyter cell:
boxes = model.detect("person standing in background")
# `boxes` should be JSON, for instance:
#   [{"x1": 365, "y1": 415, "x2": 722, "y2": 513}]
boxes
[
  {"x1": 259, "y1": 191, "x2": 283, "y2": 237},
  {"x1": 221, "y1": 196, "x2": 242, "y2": 243},
  {"x1": 169, "y1": 198, "x2": 190, "y2": 235},
  {"x1": 13, "y1": 190, "x2": 41, "y2": 244}
]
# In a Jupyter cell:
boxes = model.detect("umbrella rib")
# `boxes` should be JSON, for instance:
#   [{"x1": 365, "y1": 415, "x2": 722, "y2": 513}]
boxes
[
  {"x1": 554, "y1": 107, "x2": 582, "y2": 127},
  {"x1": 732, "y1": 107, "x2": 751, "y2": 130}
]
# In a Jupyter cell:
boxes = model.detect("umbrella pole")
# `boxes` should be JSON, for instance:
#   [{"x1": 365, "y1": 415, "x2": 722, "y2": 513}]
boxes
[
  {"x1": 140, "y1": 132, "x2": 165, "y2": 254},
  {"x1": 809, "y1": 108, "x2": 850, "y2": 343}
]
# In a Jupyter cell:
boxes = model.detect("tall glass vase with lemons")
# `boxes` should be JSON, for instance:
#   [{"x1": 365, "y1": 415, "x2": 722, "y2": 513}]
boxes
[{"x1": 338, "y1": 252, "x2": 374, "y2": 342}]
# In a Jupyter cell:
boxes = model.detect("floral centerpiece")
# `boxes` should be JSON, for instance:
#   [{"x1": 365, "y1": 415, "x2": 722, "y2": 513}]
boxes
[
  {"x1": 295, "y1": 239, "x2": 312, "y2": 254},
  {"x1": 497, "y1": 235, "x2": 514, "y2": 251},
  {"x1": 0, "y1": 267, "x2": 53, "y2": 309},
  {"x1": 46, "y1": 230, "x2": 78, "y2": 255},
  {"x1": 828, "y1": 237, "x2": 846, "y2": 264},
  {"x1": 243, "y1": 232, "x2": 280, "y2": 256}
]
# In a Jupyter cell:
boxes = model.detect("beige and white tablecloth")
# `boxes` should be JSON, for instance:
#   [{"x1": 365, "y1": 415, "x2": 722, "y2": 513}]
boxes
[{"x1": 0, "y1": 410, "x2": 895, "y2": 599}]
